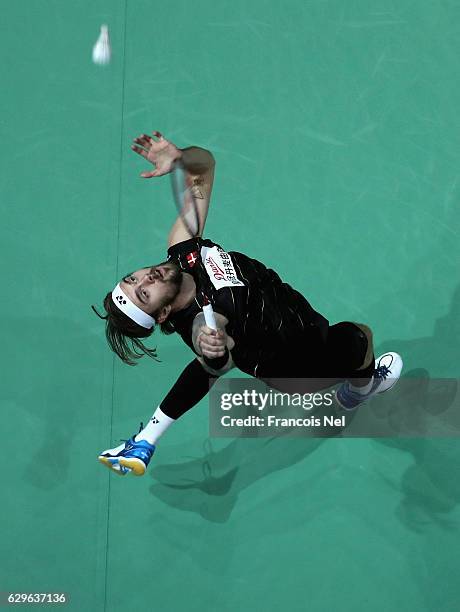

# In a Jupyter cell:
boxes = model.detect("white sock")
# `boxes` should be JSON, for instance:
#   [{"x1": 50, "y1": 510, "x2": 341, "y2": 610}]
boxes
[
  {"x1": 101, "y1": 408, "x2": 175, "y2": 455},
  {"x1": 134, "y1": 407, "x2": 175, "y2": 445},
  {"x1": 349, "y1": 375, "x2": 374, "y2": 395}
]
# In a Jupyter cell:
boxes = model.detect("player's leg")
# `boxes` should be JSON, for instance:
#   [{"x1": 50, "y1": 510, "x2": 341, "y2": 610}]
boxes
[
  {"x1": 351, "y1": 322, "x2": 374, "y2": 371},
  {"x1": 333, "y1": 322, "x2": 403, "y2": 410},
  {"x1": 98, "y1": 359, "x2": 217, "y2": 476},
  {"x1": 258, "y1": 326, "x2": 343, "y2": 394}
]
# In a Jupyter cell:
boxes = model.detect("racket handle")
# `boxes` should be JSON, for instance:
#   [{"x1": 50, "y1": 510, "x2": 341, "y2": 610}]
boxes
[{"x1": 203, "y1": 303, "x2": 217, "y2": 331}]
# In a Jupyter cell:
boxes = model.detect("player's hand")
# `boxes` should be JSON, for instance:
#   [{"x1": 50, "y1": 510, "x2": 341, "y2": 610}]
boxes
[
  {"x1": 131, "y1": 131, "x2": 181, "y2": 178},
  {"x1": 197, "y1": 327, "x2": 233, "y2": 359}
]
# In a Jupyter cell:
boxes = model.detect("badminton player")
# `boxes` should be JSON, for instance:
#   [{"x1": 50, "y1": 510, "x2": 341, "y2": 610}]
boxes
[{"x1": 94, "y1": 131, "x2": 403, "y2": 476}]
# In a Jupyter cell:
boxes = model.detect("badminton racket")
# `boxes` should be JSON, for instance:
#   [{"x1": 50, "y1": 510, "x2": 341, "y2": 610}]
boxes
[{"x1": 202, "y1": 297, "x2": 217, "y2": 331}]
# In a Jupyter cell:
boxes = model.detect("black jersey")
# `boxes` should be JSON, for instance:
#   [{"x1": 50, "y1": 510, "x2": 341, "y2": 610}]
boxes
[{"x1": 167, "y1": 237, "x2": 329, "y2": 378}]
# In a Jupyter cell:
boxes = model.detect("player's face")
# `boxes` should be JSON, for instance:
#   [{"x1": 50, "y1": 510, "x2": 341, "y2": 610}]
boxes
[{"x1": 120, "y1": 261, "x2": 182, "y2": 321}]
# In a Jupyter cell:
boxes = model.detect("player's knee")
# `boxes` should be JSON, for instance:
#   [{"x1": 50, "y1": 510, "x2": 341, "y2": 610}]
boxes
[
  {"x1": 351, "y1": 322, "x2": 373, "y2": 346},
  {"x1": 351, "y1": 322, "x2": 374, "y2": 370}
]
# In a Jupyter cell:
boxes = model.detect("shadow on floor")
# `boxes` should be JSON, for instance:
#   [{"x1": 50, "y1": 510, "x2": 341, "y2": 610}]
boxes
[{"x1": 149, "y1": 283, "x2": 460, "y2": 524}]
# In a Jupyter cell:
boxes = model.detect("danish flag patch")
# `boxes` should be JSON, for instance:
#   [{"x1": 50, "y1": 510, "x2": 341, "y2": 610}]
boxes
[{"x1": 186, "y1": 251, "x2": 198, "y2": 268}]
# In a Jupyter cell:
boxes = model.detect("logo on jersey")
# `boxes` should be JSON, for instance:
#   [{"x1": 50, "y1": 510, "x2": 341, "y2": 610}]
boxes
[
  {"x1": 201, "y1": 246, "x2": 245, "y2": 289},
  {"x1": 186, "y1": 251, "x2": 198, "y2": 268}
]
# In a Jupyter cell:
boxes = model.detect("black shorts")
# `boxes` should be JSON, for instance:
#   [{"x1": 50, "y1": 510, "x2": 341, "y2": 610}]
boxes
[
  {"x1": 322, "y1": 322, "x2": 374, "y2": 380},
  {"x1": 257, "y1": 321, "x2": 374, "y2": 382}
]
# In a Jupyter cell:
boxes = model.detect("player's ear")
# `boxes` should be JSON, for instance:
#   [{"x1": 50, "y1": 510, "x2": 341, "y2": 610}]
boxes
[{"x1": 155, "y1": 304, "x2": 172, "y2": 324}]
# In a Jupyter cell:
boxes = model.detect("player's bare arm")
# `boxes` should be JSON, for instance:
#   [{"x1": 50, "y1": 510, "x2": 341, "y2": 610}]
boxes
[
  {"x1": 168, "y1": 147, "x2": 215, "y2": 246},
  {"x1": 131, "y1": 131, "x2": 215, "y2": 247}
]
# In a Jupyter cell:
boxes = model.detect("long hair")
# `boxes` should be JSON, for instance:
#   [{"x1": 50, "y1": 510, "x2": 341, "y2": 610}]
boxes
[{"x1": 92, "y1": 292, "x2": 176, "y2": 366}]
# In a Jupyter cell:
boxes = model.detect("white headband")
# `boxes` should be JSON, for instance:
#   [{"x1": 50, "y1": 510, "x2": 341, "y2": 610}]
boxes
[{"x1": 111, "y1": 283, "x2": 156, "y2": 329}]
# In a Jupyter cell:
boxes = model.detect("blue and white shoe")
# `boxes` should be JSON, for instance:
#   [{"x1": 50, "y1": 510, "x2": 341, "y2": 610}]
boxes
[
  {"x1": 335, "y1": 352, "x2": 403, "y2": 411},
  {"x1": 98, "y1": 423, "x2": 155, "y2": 476}
]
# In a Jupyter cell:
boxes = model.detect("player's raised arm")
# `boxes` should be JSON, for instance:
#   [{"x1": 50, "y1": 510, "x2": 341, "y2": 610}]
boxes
[
  {"x1": 130, "y1": 130, "x2": 215, "y2": 246},
  {"x1": 168, "y1": 146, "x2": 215, "y2": 246}
]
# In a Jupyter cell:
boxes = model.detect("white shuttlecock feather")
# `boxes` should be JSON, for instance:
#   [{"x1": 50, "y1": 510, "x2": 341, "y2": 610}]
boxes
[{"x1": 92, "y1": 25, "x2": 111, "y2": 65}]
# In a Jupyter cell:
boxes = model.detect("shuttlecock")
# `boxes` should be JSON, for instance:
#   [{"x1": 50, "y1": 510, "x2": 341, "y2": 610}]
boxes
[{"x1": 92, "y1": 24, "x2": 111, "y2": 65}]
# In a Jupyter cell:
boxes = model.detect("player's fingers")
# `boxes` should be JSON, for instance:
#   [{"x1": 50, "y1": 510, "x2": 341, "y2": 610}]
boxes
[
  {"x1": 197, "y1": 331, "x2": 207, "y2": 346},
  {"x1": 131, "y1": 144, "x2": 149, "y2": 158},
  {"x1": 201, "y1": 342, "x2": 224, "y2": 352},
  {"x1": 133, "y1": 134, "x2": 152, "y2": 149},
  {"x1": 139, "y1": 133, "x2": 153, "y2": 144},
  {"x1": 201, "y1": 336, "x2": 218, "y2": 348},
  {"x1": 202, "y1": 347, "x2": 226, "y2": 358},
  {"x1": 198, "y1": 332, "x2": 221, "y2": 347},
  {"x1": 133, "y1": 135, "x2": 150, "y2": 145},
  {"x1": 203, "y1": 335, "x2": 225, "y2": 348},
  {"x1": 151, "y1": 130, "x2": 164, "y2": 141},
  {"x1": 140, "y1": 170, "x2": 159, "y2": 179},
  {"x1": 201, "y1": 340, "x2": 218, "y2": 351},
  {"x1": 200, "y1": 326, "x2": 218, "y2": 337}
]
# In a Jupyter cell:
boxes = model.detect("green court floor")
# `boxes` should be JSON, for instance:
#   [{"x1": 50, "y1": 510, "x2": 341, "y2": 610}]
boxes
[{"x1": 1, "y1": 1, "x2": 459, "y2": 610}]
